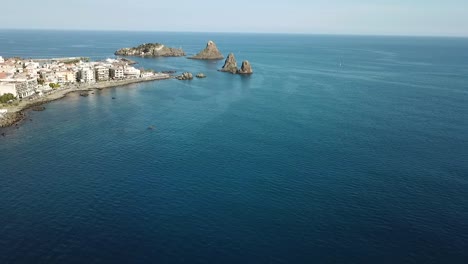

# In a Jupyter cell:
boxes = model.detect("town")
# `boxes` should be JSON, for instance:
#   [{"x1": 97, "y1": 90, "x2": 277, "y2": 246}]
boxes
[{"x1": 0, "y1": 55, "x2": 167, "y2": 102}]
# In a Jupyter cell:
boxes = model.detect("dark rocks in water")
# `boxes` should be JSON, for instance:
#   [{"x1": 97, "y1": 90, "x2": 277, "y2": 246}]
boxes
[
  {"x1": 219, "y1": 53, "x2": 254, "y2": 75},
  {"x1": 147, "y1": 125, "x2": 156, "y2": 130},
  {"x1": 80, "y1": 92, "x2": 89, "y2": 97},
  {"x1": 0, "y1": 112, "x2": 25, "y2": 128},
  {"x1": 162, "y1": 70, "x2": 177, "y2": 74},
  {"x1": 112, "y1": 97, "x2": 116, "y2": 99},
  {"x1": 238, "y1": 60, "x2": 253, "y2": 74},
  {"x1": 115, "y1": 43, "x2": 185, "y2": 57},
  {"x1": 188, "y1": 40, "x2": 224, "y2": 60},
  {"x1": 196, "y1": 73, "x2": 207, "y2": 78},
  {"x1": 32, "y1": 106, "x2": 46, "y2": 111},
  {"x1": 1, "y1": 133, "x2": 5, "y2": 137},
  {"x1": 176, "y1": 72, "x2": 193, "y2": 80},
  {"x1": 219, "y1": 53, "x2": 238, "y2": 74}
]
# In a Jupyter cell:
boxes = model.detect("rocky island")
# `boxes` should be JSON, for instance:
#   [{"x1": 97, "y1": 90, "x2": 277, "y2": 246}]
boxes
[
  {"x1": 188, "y1": 41, "x2": 224, "y2": 60},
  {"x1": 238, "y1": 60, "x2": 253, "y2": 74},
  {"x1": 219, "y1": 53, "x2": 239, "y2": 74},
  {"x1": 115, "y1": 43, "x2": 185, "y2": 57},
  {"x1": 219, "y1": 53, "x2": 253, "y2": 74},
  {"x1": 176, "y1": 72, "x2": 194, "y2": 80}
]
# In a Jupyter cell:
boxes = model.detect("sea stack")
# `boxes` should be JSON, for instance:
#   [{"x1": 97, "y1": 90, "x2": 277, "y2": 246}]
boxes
[
  {"x1": 219, "y1": 53, "x2": 238, "y2": 74},
  {"x1": 238, "y1": 60, "x2": 253, "y2": 74},
  {"x1": 188, "y1": 40, "x2": 224, "y2": 60}
]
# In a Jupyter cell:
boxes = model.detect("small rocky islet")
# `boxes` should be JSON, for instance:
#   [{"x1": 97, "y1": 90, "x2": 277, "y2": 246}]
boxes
[
  {"x1": 188, "y1": 40, "x2": 224, "y2": 60},
  {"x1": 176, "y1": 72, "x2": 193, "y2": 80},
  {"x1": 115, "y1": 43, "x2": 185, "y2": 57},
  {"x1": 219, "y1": 53, "x2": 253, "y2": 74}
]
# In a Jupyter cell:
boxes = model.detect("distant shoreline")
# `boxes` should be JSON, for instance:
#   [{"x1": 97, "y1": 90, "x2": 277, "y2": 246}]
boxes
[{"x1": 0, "y1": 75, "x2": 170, "y2": 128}]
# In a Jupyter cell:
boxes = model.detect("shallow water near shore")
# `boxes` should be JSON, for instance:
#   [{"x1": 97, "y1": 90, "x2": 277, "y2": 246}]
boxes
[{"x1": 1, "y1": 30, "x2": 468, "y2": 263}]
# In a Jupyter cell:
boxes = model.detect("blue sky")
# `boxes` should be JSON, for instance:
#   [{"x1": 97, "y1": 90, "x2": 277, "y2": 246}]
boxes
[{"x1": 1, "y1": 0, "x2": 467, "y2": 36}]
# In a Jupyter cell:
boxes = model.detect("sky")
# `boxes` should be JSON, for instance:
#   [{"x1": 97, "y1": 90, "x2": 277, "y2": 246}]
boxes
[{"x1": 1, "y1": 0, "x2": 467, "y2": 37}]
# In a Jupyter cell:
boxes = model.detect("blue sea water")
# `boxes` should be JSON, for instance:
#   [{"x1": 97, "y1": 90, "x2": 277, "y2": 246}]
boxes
[{"x1": 1, "y1": 30, "x2": 468, "y2": 263}]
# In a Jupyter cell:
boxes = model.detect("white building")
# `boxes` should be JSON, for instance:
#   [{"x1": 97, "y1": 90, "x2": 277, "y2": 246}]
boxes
[
  {"x1": 123, "y1": 66, "x2": 140, "y2": 78},
  {"x1": 0, "y1": 78, "x2": 37, "y2": 98},
  {"x1": 0, "y1": 56, "x2": 4, "y2": 63},
  {"x1": 55, "y1": 71, "x2": 76, "y2": 83},
  {"x1": 79, "y1": 68, "x2": 95, "y2": 83},
  {"x1": 95, "y1": 66, "x2": 110, "y2": 81},
  {"x1": 0, "y1": 83, "x2": 17, "y2": 97},
  {"x1": 109, "y1": 67, "x2": 124, "y2": 79}
]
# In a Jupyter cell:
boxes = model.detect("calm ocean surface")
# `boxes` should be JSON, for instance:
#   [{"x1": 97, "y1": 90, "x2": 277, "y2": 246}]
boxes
[{"x1": 1, "y1": 30, "x2": 468, "y2": 263}]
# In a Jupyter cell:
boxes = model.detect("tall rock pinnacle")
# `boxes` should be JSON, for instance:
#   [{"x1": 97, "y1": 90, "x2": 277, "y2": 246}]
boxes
[
  {"x1": 238, "y1": 60, "x2": 253, "y2": 74},
  {"x1": 219, "y1": 53, "x2": 238, "y2": 74},
  {"x1": 188, "y1": 40, "x2": 224, "y2": 60}
]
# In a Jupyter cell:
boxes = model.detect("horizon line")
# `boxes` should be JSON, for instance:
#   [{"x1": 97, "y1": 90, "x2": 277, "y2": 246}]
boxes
[{"x1": 0, "y1": 27, "x2": 467, "y2": 39}]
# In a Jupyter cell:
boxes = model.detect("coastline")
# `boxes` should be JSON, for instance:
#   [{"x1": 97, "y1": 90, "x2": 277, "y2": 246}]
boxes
[{"x1": 0, "y1": 74, "x2": 170, "y2": 128}]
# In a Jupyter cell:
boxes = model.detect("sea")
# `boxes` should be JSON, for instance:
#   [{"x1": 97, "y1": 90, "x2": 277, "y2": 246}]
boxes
[{"x1": 0, "y1": 30, "x2": 468, "y2": 263}]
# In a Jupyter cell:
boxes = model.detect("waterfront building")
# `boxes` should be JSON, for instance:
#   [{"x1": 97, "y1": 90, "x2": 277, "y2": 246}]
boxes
[
  {"x1": 109, "y1": 67, "x2": 124, "y2": 79},
  {"x1": 79, "y1": 68, "x2": 95, "y2": 83},
  {"x1": 0, "y1": 56, "x2": 4, "y2": 63},
  {"x1": 0, "y1": 83, "x2": 17, "y2": 97},
  {"x1": 95, "y1": 66, "x2": 110, "y2": 81},
  {"x1": 55, "y1": 70, "x2": 77, "y2": 83},
  {"x1": 123, "y1": 66, "x2": 140, "y2": 78},
  {"x1": 0, "y1": 78, "x2": 37, "y2": 98}
]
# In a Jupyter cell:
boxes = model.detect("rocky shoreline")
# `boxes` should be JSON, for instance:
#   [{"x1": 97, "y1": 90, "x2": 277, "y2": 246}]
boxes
[
  {"x1": 115, "y1": 43, "x2": 185, "y2": 57},
  {"x1": 0, "y1": 75, "x2": 170, "y2": 128}
]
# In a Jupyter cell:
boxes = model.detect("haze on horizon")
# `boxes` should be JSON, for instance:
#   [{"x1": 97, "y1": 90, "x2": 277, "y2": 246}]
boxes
[{"x1": 1, "y1": 0, "x2": 467, "y2": 37}]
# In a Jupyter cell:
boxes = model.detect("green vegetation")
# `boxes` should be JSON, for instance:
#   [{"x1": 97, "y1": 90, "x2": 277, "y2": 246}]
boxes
[
  {"x1": 0, "y1": 93, "x2": 16, "y2": 103},
  {"x1": 63, "y1": 57, "x2": 90, "y2": 64},
  {"x1": 49, "y1": 83, "x2": 61, "y2": 89}
]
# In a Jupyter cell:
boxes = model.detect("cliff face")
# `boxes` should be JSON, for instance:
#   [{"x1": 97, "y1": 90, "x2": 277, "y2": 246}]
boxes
[
  {"x1": 188, "y1": 41, "x2": 224, "y2": 60},
  {"x1": 238, "y1": 60, "x2": 253, "y2": 74},
  {"x1": 115, "y1": 43, "x2": 185, "y2": 57},
  {"x1": 219, "y1": 53, "x2": 238, "y2": 74}
]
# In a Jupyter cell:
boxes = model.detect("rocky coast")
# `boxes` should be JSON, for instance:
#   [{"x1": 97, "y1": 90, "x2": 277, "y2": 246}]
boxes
[{"x1": 115, "y1": 43, "x2": 185, "y2": 57}]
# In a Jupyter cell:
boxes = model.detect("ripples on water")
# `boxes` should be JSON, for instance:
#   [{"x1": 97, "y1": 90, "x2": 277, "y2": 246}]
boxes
[{"x1": 0, "y1": 31, "x2": 468, "y2": 263}]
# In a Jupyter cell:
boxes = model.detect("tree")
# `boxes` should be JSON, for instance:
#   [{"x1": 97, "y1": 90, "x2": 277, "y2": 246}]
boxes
[
  {"x1": 0, "y1": 93, "x2": 16, "y2": 103},
  {"x1": 49, "y1": 83, "x2": 60, "y2": 89}
]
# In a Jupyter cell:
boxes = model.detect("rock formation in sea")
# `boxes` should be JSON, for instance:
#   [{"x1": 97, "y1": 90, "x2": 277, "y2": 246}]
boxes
[
  {"x1": 176, "y1": 72, "x2": 193, "y2": 80},
  {"x1": 188, "y1": 41, "x2": 224, "y2": 60},
  {"x1": 238, "y1": 60, "x2": 253, "y2": 74},
  {"x1": 196, "y1": 73, "x2": 207, "y2": 78},
  {"x1": 219, "y1": 53, "x2": 238, "y2": 74},
  {"x1": 115, "y1": 43, "x2": 185, "y2": 57},
  {"x1": 0, "y1": 112, "x2": 25, "y2": 128},
  {"x1": 31, "y1": 106, "x2": 46, "y2": 111}
]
